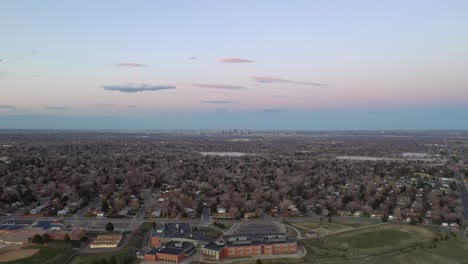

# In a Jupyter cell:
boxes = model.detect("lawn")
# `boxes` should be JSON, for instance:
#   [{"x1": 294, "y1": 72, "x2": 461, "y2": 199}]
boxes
[
  {"x1": 295, "y1": 222, "x2": 348, "y2": 231},
  {"x1": 299, "y1": 231, "x2": 468, "y2": 264},
  {"x1": 70, "y1": 223, "x2": 151, "y2": 264},
  {"x1": 5, "y1": 242, "x2": 76, "y2": 264},
  {"x1": 296, "y1": 224, "x2": 463, "y2": 263},
  {"x1": 231, "y1": 258, "x2": 304, "y2": 264},
  {"x1": 197, "y1": 226, "x2": 223, "y2": 240},
  {"x1": 323, "y1": 225, "x2": 434, "y2": 256},
  {"x1": 71, "y1": 249, "x2": 130, "y2": 264},
  {"x1": 196, "y1": 224, "x2": 468, "y2": 264},
  {"x1": 285, "y1": 225, "x2": 299, "y2": 239},
  {"x1": 326, "y1": 228, "x2": 425, "y2": 250},
  {"x1": 210, "y1": 222, "x2": 233, "y2": 231}
]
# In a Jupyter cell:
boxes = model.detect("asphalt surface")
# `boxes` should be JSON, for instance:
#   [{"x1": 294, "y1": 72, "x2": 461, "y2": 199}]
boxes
[
  {"x1": 202, "y1": 207, "x2": 211, "y2": 223},
  {"x1": 454, "y1": 171, "x2": 468, "y2": 220}
]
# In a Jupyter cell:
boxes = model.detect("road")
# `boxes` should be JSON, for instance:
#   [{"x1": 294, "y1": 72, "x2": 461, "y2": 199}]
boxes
[
  {"x1": 202, "y1": 207, "x2": 211, "y2": 224},
  {"x1": 447, "y1": 151, "x2": 468, "y2": 221},
  {"x1": 74, "y1": 198, "x2": 100, "y2": 218},
  {"x1": 0, "y1": 215, "x2": 381, "y2": 230},
  {"x1": 454, "y1": 171, "x2": 468, "y2": 220}
]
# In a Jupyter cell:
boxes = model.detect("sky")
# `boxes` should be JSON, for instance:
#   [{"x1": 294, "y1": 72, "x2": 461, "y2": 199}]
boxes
[{"x1": 1, "y1": 0, "x2": 468, "y2": 129}]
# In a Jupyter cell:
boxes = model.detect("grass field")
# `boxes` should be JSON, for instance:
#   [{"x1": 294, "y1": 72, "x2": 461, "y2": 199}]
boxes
[
  {"x1": 70, "y1": 223, "x2": 150, "y2": 264},
  {"x1": 300, "y1": 232, "x2": 468, "y2": 264},
  {"x1": 197, "y1": 226, "x2": 223, "y2": 240},
  {"x1": 0, "y1": 248, "x2": 39, "y2": 263},
  {"x1": 203, "y1": 224, "x2": 468, "y2": 264},
  {"x1": 326, "y1": 227, "x2": 426, "y2": 251},
  {"x1": 232, "y1": 259, "x2": 304, "y2": 264},
  {"x1": 295, "y1": 222, "x2": 349, "y2": 231},
  {"x1": 286, "y1": 225, "x2": 299, "y2": 239},
  {"x1": 5, "y1": 242, "x2": 76, "y2": 264},
  {"x1": 297, "y1": 224, "x2": 468, "y2": 263}
]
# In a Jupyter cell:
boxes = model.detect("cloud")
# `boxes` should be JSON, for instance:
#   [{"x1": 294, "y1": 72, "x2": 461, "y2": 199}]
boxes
[
  {"x1": 94, "y1": 104, "x2": 115, "y2": 107},
  {"x1": 30, "y1": 49, "x2": 38, "y2": 55},
  {"x1": 0, "y1": 105, "x2": 15, "y2": 109},
  {"x1": 258, "y1": 107, "x2": 288, "y2": 113},
  {"x1": 102, "y1": 83, "x2": 176, "y2": 93},
  {"x1": 189, "y1": 83, "x2": 247, "y2": 90},
  {"x1": 115, "y1": 62, "x2": 148, "y2": 67},
  {"x1": 45, "y1": 106, "x2": 68, "y2": 111},
  {"x1": 218, "y1": 58, "x2": 255, "y2": 63},
  {"x1": 202, "y1": 100, "x2": 237, "y2": 104},
  {"x1": 125, "y1": 105, "x2": 137, "y2": 108},
  {"x1": 0, "y1": 72, "x2": 7, "y2": 76},
  {"x1": 250, "y1": 76, "x2": 326, "y2": 86},
  {"x1": 188, "y1": 57, "x2": 198, "y2": 60}
]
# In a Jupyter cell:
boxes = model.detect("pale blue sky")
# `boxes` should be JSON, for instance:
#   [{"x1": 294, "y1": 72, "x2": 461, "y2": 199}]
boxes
[{"x1": 1, "y1": 1, "x2": 467, "y2": 129}]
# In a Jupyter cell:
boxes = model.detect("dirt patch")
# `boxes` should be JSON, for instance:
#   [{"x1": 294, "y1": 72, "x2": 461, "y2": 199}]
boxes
[{"x1": 0, "y1": 247, "x2": 39, "y2": 262}]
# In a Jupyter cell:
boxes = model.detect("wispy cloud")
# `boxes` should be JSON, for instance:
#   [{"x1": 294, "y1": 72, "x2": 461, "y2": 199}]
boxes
[
  {"x1": 94, "y1": 104, "x2": 115, "y2": 107},
  {"x1": 188, "y1": 57, "x2": 198, "y2": 60},
  {"x1": 258, "y1": 107, "x2": 288, "y2": 113},
  {"x1": 189, "y1": 83, "x2": 247, "y2": 90},
  {"x1": 218, "y1": 58, "x2": 255, "y2": 63},
  {"x1": 30, "y1": 49, "x2": 38, "y2": 56},
  {"x1": 250, "y1": 76, "x2": 326, "y2": 86},
  {"x1": 125, "y1": 105, "x2": 137, "y2": 108},
  {"x1": 202, "y1": 100, "x2": 237, "y2": 104},
  {"x1": 0, "y1": 105, "x2": 15, "y2": 109},
  {"x1": 115, "y1": 62, "x2": 148, "y2": 67},
  {"x1": 102, "y1": 83, "x2": 176, "y2": 93},
  {"x1": 0, "y1": 72, "x2": 7, "y2": 76},
  {"x1": 45, "y1": 106, "x2": 68, "y2": 111}
]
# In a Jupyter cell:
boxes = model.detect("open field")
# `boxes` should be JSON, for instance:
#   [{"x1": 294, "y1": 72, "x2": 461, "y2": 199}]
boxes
[
  {"x1": 295, "y1": 222, "x2": 348, "y2": 231},
  {"x1": 70, "y1": 223, "x2": 150, "y2": 264},
  {"x1": 325, "y1": 226, "x2": 428, "y2": 253},
  {"x1": 219, "y1": 224, "x2": 468, "y2": 264},
  {"x1": 299, "y1": 224, "x2": 468, "y2": 263},
  {"x1": 314, "y1": 224, "x2": 435, "y2": 258},
  {"x1": 4, "y1": 243, "x2": 76, "y2": 264},
  {"x1": 197, "y1": 226, "x2": 223, "y2": 240},
  {"x1": 0, "y1": 248, "x2": 39, "y2": 263},
  {"x1": 229, "y1": 259, "x2": 304, "y2": 264},
  {"x1": 286, "y1": 225, "x2": 299, "y2": 239}
]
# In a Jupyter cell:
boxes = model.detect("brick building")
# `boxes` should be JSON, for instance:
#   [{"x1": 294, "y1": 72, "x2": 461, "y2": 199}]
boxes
[
  {"x1": 90, "y1": 234, "x2": 123, "y2": 248},
  {"x1": 202, "y1": 233, "x2": 297, "y2": 261}
]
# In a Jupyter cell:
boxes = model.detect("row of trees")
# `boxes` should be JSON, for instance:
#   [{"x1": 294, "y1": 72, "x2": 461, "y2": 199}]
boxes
[{"x1": 31, "y1": 233, "x2": 71, "y2": 244}]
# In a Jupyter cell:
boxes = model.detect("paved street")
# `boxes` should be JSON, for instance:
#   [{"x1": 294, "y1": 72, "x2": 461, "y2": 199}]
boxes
[
  {"x1": 202, "y1": 207, "x2": 211, "y2": 224},
  {"x1": 447, "y1": 152, "x2": 468, "y2": 221},
  {"x1": 454, "y1": 171, "x2": 468, "y2": 220}
]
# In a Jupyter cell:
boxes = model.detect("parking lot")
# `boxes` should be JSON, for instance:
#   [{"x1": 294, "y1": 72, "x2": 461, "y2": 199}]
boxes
[{"x1": 229, "y1": 221, "x2": 285, "y2": 235}]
